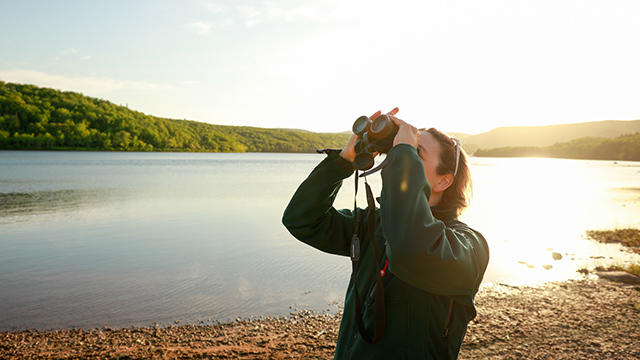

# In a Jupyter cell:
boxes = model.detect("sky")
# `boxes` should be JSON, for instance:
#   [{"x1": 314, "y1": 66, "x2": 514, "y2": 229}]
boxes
[{"x1": 1, "y1": 0, "x2": 639, "y2": 135}]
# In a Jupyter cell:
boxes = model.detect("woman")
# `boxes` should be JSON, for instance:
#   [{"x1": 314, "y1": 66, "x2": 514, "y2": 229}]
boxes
[{"x1": 282, "y1": 109, "x2": 489, "y2": 359}]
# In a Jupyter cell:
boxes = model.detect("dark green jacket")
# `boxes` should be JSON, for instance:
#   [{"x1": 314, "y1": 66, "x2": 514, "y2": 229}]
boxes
[{"x1": 282, "y1": 144, "x2": 489, "y2": 359}]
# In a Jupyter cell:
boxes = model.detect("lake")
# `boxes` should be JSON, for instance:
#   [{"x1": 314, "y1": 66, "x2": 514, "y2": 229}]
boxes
[{"x1": 1, "y1": 151, "x2": 639, "y2": 331}]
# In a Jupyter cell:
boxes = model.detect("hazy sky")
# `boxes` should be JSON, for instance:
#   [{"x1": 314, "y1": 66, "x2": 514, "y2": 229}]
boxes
[{"x1": 1, "y1": 0, "x2": 639, "y2": 134}]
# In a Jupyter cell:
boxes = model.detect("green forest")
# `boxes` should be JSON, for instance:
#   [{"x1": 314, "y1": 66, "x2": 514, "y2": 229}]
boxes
[
  {"x1": 474, "y1": 133, "x2": 640, "y2": 161},
  {"x1": 2, "y1": 81, "x2": 639, "y2": 160},
  {"x1": 0, "y1": 81, "x2": 350, "y2": 152}
]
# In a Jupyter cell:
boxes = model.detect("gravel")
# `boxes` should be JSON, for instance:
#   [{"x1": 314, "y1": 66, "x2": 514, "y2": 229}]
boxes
[{"x1": 1, "y1": 272, "x2": 639, "y2": 359}]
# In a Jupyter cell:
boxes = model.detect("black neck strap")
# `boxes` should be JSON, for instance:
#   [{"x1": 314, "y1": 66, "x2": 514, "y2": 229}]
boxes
[{"x1": 350, "y1": 171, "x2": 386, "y2": 344}]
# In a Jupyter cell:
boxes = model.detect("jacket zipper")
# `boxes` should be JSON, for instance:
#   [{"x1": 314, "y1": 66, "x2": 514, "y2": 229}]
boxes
[{"x1": 441, "y1": 299, "x2": 455, "y2": 356}]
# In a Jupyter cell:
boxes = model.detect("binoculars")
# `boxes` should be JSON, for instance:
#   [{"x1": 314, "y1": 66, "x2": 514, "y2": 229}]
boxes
[{"x1": 352, "y1": 114, "x2": 399, "y2": 171}]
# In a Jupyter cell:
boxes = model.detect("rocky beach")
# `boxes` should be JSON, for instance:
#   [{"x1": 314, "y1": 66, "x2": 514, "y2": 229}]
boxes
[{"x1": 1, "y1": 270, "x2": 639, "y2": 359}]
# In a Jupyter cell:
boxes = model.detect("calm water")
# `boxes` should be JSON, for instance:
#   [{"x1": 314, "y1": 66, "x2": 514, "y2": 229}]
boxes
[{"x1": 1, "y1": 151, "x2": 639, "y2": 331}]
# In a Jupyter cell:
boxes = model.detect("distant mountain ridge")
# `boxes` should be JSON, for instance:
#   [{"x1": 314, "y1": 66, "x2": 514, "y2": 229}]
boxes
[{"x1": 456, "y1": 120, "x2": 640, "y2": 153}]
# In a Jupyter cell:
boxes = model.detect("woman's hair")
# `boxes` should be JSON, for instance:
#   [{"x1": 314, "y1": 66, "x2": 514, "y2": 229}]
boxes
[{"x1": 422, "y1": 128, "x2": 473, "y2": 215}]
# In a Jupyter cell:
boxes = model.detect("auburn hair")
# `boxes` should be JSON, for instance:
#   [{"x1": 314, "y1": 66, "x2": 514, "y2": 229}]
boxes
[{"x1": 422, "y1": 128, "x2": 472, "y2": 216}]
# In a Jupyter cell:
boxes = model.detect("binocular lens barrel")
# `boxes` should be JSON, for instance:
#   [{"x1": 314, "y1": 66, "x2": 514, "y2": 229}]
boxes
[
  {"x1": 353, "y1": 152, "x2": 375, "y2": 171},
  {"x1": 369, "y1": 115, "x2": 397, "y2": 140},
  {"x1": 350, "y1": 113, "x2": 399, "y2": 171},
  {"x1": 352, "y1": 116, "x2": 371, "y2": 137}
]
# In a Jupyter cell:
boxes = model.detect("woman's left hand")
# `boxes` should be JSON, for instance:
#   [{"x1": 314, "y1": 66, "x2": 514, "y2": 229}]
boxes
[{"x1": 388, "y1": 115, "x2": 420, "y2": 149}]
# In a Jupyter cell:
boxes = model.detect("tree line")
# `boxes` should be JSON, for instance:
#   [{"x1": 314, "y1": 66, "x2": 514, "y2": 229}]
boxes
[
  {"x1": 3, "y1": 81, "x2": 639, "y2": 160},
  {"x1": 0, "y1": 81, "x2": 350, "y2": 152},
  {"x1": 473, "y1": 133, "x2": 640, "y2": 161}
]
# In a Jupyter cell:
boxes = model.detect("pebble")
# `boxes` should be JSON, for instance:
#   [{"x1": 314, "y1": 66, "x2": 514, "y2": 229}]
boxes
[{"x1": 1, "y1": 273, "x2": 638, "y2": 359}]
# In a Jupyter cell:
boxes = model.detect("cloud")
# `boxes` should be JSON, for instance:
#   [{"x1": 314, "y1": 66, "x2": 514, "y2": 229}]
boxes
[
  {"x1": 236, "y1": 5, "x2": 261, "y2": 27},
  {"x1": 59, "y1": 48, "x2": 78, "y2": 56},
  {"x1": 186, "y1": 19, "x2": 234, "y2": 34},
  {"x1": 264, "y1": 2, "x2": 340, "y2": 23},
  {"x1": 190, "y1": 0, "x2": 357, "y2": 31},
  {"x1": 199, "y1": 0, "x2": 225, "y2": 14},
  {"x1": 235, "y1": 2, "x2": 340, "y2": 28},
  {"x1": 257, "y1": 0, "x2": 365, "y2": 24},
  {"x1": 57, "y1": 48, "x2": 94, "y2": 62},
  {"x1": 186, "y1": 1, "x2": 236, "y2": 33},
  {"x1": 0, "y1": 69, "x2": 172, "y2": 95}
]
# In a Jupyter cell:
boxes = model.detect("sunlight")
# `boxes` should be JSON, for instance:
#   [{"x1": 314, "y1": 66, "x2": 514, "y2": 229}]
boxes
[{"x1": 461, "y1": 157, "x2": 637, "y2": 284}]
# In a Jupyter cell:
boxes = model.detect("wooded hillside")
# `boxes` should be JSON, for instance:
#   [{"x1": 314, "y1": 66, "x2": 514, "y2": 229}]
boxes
[
  {"x1": 459, "y1": 120, "x2": 640, "y2": 153},
  {"x1": 2, "y1": 81, "x2": 639, "y2": 160},
  {"x1": 0, "y1": 81, "x2": 350, "y2": 152},
  {"x1": 474, "y1": 133, "x2": 640, "y2": 161}
]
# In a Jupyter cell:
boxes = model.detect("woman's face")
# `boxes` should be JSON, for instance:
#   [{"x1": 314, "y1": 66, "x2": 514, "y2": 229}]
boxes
[{"x1": 417, "y1": 131, "x2": 446, "y2": 206}]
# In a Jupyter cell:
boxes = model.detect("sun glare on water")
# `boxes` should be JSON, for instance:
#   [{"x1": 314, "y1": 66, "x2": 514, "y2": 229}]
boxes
[{"x1": 463, "y1": 157, "x2": 640, "y2": 285}]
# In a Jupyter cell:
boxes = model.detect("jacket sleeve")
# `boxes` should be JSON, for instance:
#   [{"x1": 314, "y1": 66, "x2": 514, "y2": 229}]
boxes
[
  {"x1": 380, "y1": 144, "x2": 490, "y2": 296},
  {"x1": 281, "y1": 151, "x2": 361, "y2": 256}
]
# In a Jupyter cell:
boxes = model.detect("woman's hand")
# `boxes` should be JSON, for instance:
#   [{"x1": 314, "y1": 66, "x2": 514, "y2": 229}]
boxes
[
  {"x1": 388, "y1": 114, "x2": 420, "y2": 149},
  {"x1": 338, "y1": 132, "x2": 362, "y2": 163}
]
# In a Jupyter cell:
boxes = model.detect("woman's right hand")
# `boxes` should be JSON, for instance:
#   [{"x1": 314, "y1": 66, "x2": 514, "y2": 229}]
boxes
[{"x1": 338, "y1": 132, "x2": 361, "y2": 163}]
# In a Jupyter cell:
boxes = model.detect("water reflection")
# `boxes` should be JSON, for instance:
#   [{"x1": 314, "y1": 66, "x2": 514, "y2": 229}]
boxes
[{"x1": 0, "y1": 189, "x2": 120, "y2": 222}]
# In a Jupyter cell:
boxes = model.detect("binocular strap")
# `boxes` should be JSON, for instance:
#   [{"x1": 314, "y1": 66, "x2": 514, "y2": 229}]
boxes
[
  {"x1": 350, "y1": 172, "x2": 386, "y2": 344},
  {"x1": 358, "y1": 157, "x2": 390, "y2": 178}
]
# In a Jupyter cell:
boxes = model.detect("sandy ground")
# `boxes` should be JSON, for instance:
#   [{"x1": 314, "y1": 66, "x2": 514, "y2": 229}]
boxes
[{"x1": 1, "y1": 271, "x2": 639, "y2": 359}]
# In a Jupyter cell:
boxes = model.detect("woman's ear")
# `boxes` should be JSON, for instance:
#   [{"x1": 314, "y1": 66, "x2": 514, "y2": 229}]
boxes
[{"x1": 432, "y1": 174, "x2": 454, "y2": 194}]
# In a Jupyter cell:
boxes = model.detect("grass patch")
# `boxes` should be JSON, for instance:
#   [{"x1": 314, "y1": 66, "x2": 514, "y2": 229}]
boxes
[
  {"x1": 596, "y1": 264, "x2": 640, "y2": 277},
  {"x1": 626, "y1": 263, "x2": 640, "y2": 276},
  {"x1": 585, "y1": 228, "x2": 640, "y2": 252},
  {"x1": 585, "y1": 228, "x2": 640, "y2": 277}
]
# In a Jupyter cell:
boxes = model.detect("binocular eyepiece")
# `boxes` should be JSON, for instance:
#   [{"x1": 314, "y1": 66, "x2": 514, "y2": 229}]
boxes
[{"x1": 352, "y1": 114, "x2": 398, "y2": 171}]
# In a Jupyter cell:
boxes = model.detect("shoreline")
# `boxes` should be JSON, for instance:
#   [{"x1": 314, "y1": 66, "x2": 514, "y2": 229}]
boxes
[{"x1": 2, "y1": 271, "x2": 639, "y2": 359}]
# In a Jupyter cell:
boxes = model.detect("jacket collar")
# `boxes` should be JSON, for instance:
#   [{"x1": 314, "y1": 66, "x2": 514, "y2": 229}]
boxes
[{"x1": 431, "y1": 206, "x2": 457, "y2": 222}]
